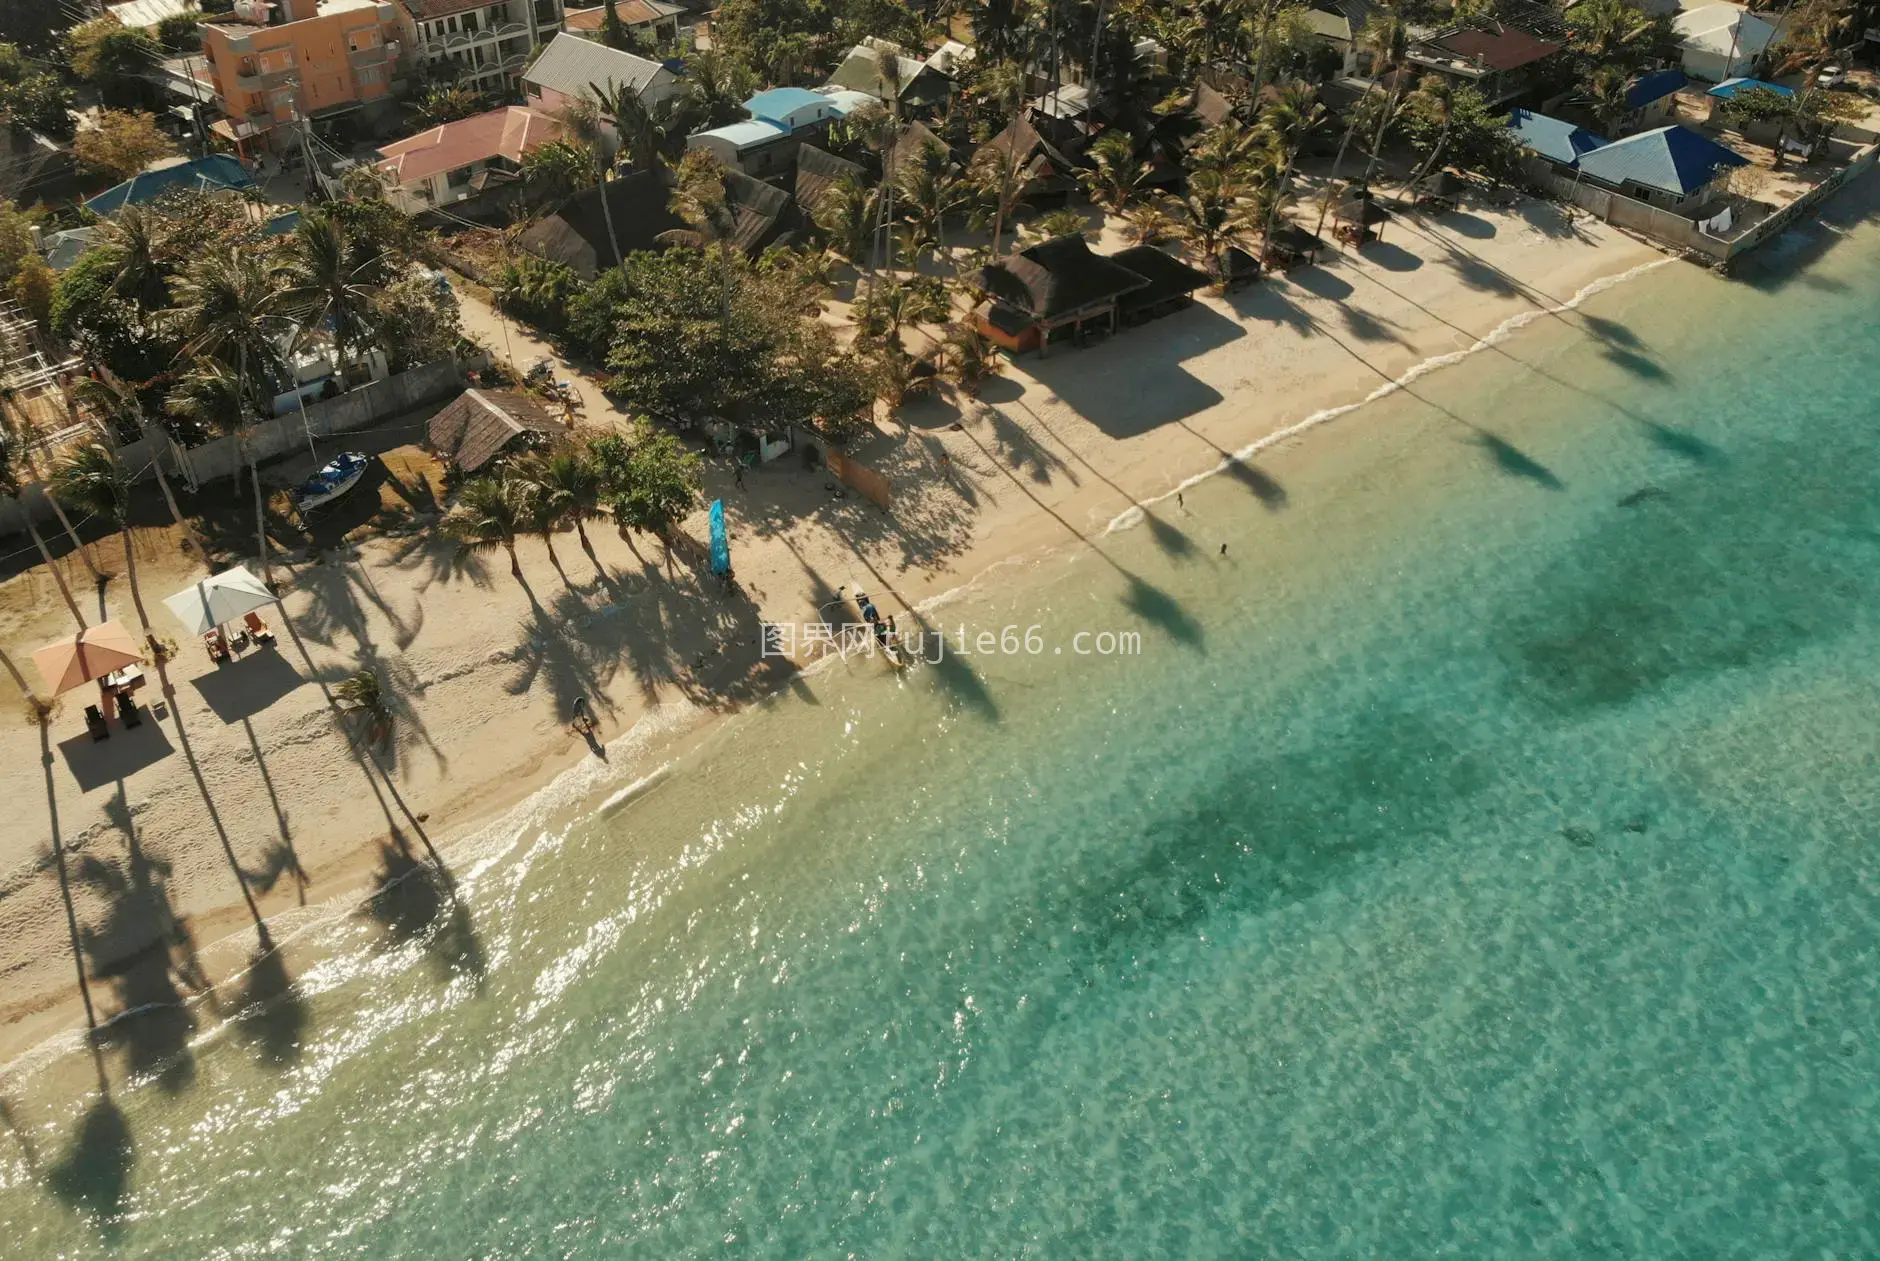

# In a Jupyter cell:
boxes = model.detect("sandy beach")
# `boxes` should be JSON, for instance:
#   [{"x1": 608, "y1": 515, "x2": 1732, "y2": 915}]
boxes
[{"x1": 0, "y1": 194, "x2": 1662, "y2": 1071}]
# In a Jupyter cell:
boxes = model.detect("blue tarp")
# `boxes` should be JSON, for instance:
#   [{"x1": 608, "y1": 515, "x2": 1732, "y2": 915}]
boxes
[{"x1": 709, "y1": 499, "x2": 731, "y2": 576}]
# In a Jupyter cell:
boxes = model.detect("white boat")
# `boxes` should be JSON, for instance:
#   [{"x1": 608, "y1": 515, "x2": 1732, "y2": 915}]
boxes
[{"x1": 291, "y1": 451, "x2": 369, "y2": 514}]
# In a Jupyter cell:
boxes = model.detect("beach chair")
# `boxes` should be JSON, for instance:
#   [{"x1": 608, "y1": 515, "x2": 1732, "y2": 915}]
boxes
[
  {"x1": 84, "y1": 704, "x2": 109, "y2": 741},
  {"x1": 204, "y1": 630, "x2": 230, "y2": 663},
  {"x1": 244, "y1": 610, "x2": 276, "y2": 644},
  {"x1": 121, "y1": 700, "x2": 143, "y2": 729}
]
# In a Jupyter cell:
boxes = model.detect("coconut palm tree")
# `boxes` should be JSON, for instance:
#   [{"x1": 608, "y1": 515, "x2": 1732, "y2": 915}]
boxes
[
  {"x1": 1084, "y1": 130, "x2": 1152, "y2": 216},
  {"x1": 279, "y1": 210, "x2": 387, "y2": 386},
  {"x1": 0, "y1": 422, "x2": 88, "y2": 629},
  {"x1": 52, "y1": 442, "x2": 154, "y2": 633},
  {"x1": 94, "y1": 203, "x2": 169, "y2": 313},
  {"x1": 169, "y1": 249, "x2": 293, "y2": 585},
  {"x1": 664, "y1": 148, "x2": 738, "y2": 247},
  {"x1": 335, "y1": 667, "x2": 394, "y2": 747},
  {"x1": 444, "y1": 474, "x2": 530, "y2": 581},
  {"x1": 898, "y1": 137, "x2": 965, "y2": 260},
  {"x1": 1171, "y1": 169, "x2": 1260, "y2": 274},
  {"x1": 68, "y1": 372, "x2": 202, "y2": 555},
  {"x1": 814, "y1": 174, "x2": 879, "y2": 265},
  {"x1": 1257, "y1": 81, "x2": 1328, "y2": 248},
  {"x1": 589, "y1": 78, "x2": 664, "y2": 173},
  {"x1": 1357, "y1": 4, "x2": 1413, "y2": 188},
  {"x1": 1125, "y1": 201, "x2": 1182, "y2": 245},
  {"x1": 1399, "y1": 73, "x2": 1462, "y2": 201},
  {"x1": 559, "y1": 98, "x2": 623, "y2": 268},
  {"x1": 515, "y1": 446, "x2": 605, "y2": 570}
]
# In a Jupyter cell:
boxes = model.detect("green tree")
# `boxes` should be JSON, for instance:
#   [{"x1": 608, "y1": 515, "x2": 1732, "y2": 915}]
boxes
[
  {"x1": 335, "y1": 668, "x2": 394, "y2": 747},
  {"x1": 0, "y1": 405, "x2": 89, "y2": 629},
  {"x1": 155, "y1": 12, "x2": 202, "y2": 51},
  {"x1": 1084, "y1": 131, "x2": 1151, "y2": 216},
  {"x1": 280, "y1": 210, "x2": 389, "y2": 382},
  {"x1": 665, "y1": 147, "x2": 738, "y2": 246},
  {"x1": 74, "y1": 109, "x2": 178, "y2": 181},
  {"x1": 1577, "y1": 65, "x2": 1632, "y2": 141},
  {"x1": 494, "y1": 255, "x2": 579, "y2": 334},
  {"x1": 51, "y1": 441, "x2": 154, "y2": 632},
  {"x1": 169, "y1": 249, "x2": 293, "y2": 583},
  {"x1": 68, "y1": 18, "x2": 161, "y2": 109},
  {"x1": 1256, "y1": 80, "x2": 1328, "y2": 246},
  {"x1": 0, "y1": 71, "x2": 75, "y2": 139},
  {"x1": 445, "y1": 474, "x2": 531, "y2": 580},
  {"x1": 813, "y1": 174, "x2": 879, "y2": 265},
  {"x1": 606, "y1": 429, "x2": 700, "y2": 545},
  {"x1": 599, "y1": 0, "x2": 628, "y2": 49},
  {"x1": 515, "y1": 446, "x2": 605, "y2": 568},
  {"x1": 522, "y1": 138, "x2": 593, "y2": 209},
  {"x1": 415, "y1": 83, "x2": 483, "y2": 125},
  {"x1": 1568, "y1": 0, "x2": 1676, "y2": 75},
  {"x1": 559, "y1": 97, "x2": 623, "y2": 268},
  {"x1": 1171, "y1": 169, "x2": 1260, "y2": 272}
]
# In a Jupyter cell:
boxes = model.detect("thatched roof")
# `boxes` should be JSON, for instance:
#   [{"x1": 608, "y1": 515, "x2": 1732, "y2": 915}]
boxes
[
  {"x1": 1268, "y1": 223, "x2": 1326, "y2": 253},
  {"x1": 516, "y1": 170, "x2": 686, "y2": 277},
  {"x1": 974, "y1": 235, "x2": 1150, "y2": 320},
  {"x1": 1111, "y1": 246, "x2": 1210, "y2": 313},
  {"x1": 793, "y1": 143, "x2": 865, "y2": 215},
  {"x1": 428, "y1": 389, "x2": 569, "y2": 472}
]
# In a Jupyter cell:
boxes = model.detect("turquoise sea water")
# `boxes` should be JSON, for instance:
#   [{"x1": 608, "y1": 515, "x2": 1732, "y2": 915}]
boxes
[{"x1": 5, "y1": 193, "x2": 1880, "y2": 1256}]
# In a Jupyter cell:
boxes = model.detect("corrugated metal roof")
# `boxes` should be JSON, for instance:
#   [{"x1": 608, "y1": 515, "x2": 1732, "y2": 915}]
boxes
[
  {"x1": 744, "y1": 88, "x2": 832, "y2": 125},
  {"x1": 694, "y1": 120, "x2": 788, "y2": 150},
  {"x1": 1506, "y1": 109, "x2": 1609, "y2": 166},
  {"x1": 523, "y1": 32, "x2": 673, "y2": 98},
  {"x1": 1575, "y1": 125, "x2": 1747, "y2": 197},
  {"x1": 1627, "y1": 68, "x2": 1688, "y2": 109},
  {"x1": 83, "y1": 155, "x2": 253, "y2": 216}
]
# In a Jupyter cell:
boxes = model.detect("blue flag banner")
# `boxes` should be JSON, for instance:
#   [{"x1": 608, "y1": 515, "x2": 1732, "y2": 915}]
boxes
[{"x1": 709, "y1": 499, "x2": 731, "y2": 576}]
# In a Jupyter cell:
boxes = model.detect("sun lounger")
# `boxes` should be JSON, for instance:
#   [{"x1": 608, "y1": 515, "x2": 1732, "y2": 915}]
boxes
[
  {"x1": 243, "y1": 611, "x2": 276, "y2": 643},
  {"x1": 121, "y1": 700, "x2": 143, "y2": 729},
  {"x1": 204, "y1": 630, "x2": 230, "y2": 663},
  {"x1": 85, "y1": 704, "x2": 109, "y2": 741}
]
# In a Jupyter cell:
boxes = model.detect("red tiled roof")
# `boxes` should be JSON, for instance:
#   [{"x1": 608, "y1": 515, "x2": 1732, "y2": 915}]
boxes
[
  {"x1": 376, "y1": 107, "x2": 566, "y2": 185},
  {"x1": 1423, "y1": 26, "x2": 1562, "y2": 72},
  {"x1": 563, "y1": 0, "x2": 681, "y2": 30}
]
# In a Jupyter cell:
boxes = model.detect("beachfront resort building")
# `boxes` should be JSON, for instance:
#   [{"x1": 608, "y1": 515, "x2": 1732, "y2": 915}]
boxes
[
  {"x1": 973, "y1": 236, "x2": 1207, "y2": 356},
  {"x1": 1406, "y1": 4, "x2": 1568, "y2": 106},
  {"x1": 1573, "y1": 125, "x2": 1749, "y2": 211},
  {"x1": 522, "y1": 32, "x2": 680, "y2": 115},
  {"x1": 199, "y1": 0, "x2": 400, "y2": 155},
  {"x1": 391, "y1": 0, "x2": 565, "y2": 95},
  {"x1": 373, "y1": 104, "x2": 565, "y2": 212}
]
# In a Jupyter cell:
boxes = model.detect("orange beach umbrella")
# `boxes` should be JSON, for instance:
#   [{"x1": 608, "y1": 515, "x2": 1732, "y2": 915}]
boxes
[{"x1": 31, "y1": 621, "x2": 145, "y2": 695}]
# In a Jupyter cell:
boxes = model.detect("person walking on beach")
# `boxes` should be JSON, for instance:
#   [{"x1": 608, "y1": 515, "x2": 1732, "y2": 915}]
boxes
[
  {"x1": 733, "y1": 462, "x2": 746, "y2": 491},
  {"x1": 1219, "y1": 543, "x2": 1228, "y2": 556},
  {"x1": 571, "y1": 696, "x2": 595, "y2": 736}
]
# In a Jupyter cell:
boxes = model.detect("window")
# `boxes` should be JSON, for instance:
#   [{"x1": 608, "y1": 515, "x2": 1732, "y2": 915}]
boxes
[
  {"x1": 462, "y1": 11, "x2": 478, "y2": 33},
  {"x1": 356, "y1": 65, "x2": 382, "y2": 84},
  {"x1": 349, "y1": 30, "x2": 375, "y2": 51}
]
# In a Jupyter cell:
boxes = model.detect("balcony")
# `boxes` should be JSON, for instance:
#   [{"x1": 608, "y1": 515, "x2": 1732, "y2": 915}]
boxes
[
  {"x1": 234, "y1": 64, "x2": 297, "y2": 91},
  {"x1": 420, "y1": 21, "x2": 529, "y2": 58}
]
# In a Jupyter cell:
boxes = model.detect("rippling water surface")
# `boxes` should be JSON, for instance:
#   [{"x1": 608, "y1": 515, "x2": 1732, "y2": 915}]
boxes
[{"x1": 5, "y1": 196, "x2": 1880, "y2": 1257}]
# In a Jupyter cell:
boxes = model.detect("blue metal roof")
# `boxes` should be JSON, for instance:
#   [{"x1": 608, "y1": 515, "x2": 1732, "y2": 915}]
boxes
[
  {"x1": 1627, "y1": 68, "x2": 1688, "y2": 110},
  {"x1": 696, "y1": 119, "x2": 788, "y2": 150},
  {"x1": 1574, "y1": 125, "x2": 1747, "y2": 197},
  {"x1": 1706, "y1": 77, "x2": 1794, "y2": 100},
  {"x1": 743, "y1": 87, "x2": 829, "y2": 123},
  {"x1": 1506, "y1": 109, "x2": 1609, "y2": 166},
  {"x1": 83, "y1": 154, "x2": 253, "y2": 215}
]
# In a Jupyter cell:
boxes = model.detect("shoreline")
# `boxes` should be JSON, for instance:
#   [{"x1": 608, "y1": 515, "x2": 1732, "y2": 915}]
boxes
[{"x1": 0, "y1": 197, "x2": 1667, "y2": 1080}]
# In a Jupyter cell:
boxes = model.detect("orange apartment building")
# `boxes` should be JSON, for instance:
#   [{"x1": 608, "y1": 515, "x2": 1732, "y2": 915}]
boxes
[{"x1": 201, "y1": 0, "x2": 402, "y2": 155}]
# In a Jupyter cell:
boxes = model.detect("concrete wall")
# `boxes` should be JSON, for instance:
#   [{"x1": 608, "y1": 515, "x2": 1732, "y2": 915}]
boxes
[
  {"x1": 0, "y1": 360, "x2": 464, "y2": 536},
  {"x1": 1525, "y1": 142, "x2": 1879, "y2": 266}
]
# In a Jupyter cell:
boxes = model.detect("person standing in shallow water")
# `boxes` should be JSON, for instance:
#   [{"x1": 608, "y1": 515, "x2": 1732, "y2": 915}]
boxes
[{"x1": 1220, "y1": 543, "x2": 1228, "y2": 556}]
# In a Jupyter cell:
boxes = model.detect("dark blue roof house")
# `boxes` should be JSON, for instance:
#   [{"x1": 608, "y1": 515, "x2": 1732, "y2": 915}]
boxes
[
  {"x1": 1574, "y1": 125, "x2": 1747, "y2": 208},
  {"x1": 83, "y1": 154, "x2": 253, "y2": 216},
  {"x1": 1627, "y1": 68, "x2": 1688, "y2": 111},
  {"x1": 1507, "y1": 108, "x2": 1609, "y2": 166}
]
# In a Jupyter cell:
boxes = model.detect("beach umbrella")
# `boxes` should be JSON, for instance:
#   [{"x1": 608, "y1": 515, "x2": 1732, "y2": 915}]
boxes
[
  {"x1": 31, "y1": 621, "x2": 145, "y2": 695},
  {"x1": 163, "y1": 565, "x2": 277, "y2": 636}
]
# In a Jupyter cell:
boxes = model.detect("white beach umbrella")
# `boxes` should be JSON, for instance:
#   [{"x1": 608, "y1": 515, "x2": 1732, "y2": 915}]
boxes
[{"x1": 164, "y1": 565, "x2": 277, "y2": 635}]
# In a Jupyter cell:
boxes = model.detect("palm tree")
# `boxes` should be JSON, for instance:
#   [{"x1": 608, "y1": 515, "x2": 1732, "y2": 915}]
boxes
[
  {"x1": 1125, "y1": 201, "x2": 1182, "y2": 245},
  {"x1": 814, "y1": 174, "x2": 879, "y2": 265},
  {"x1": 589, "y1": 78, "x2": 664, "y2": 173},
  {"x1": 1025, "y1": 206, "x2": 1093, "y2": 243},
  {"x1": 444, "y1": 474, "x2": 530, "y2": 580},
  {"x1": 559, "y1": 98, "x2": 623, "y2": 268},
  {"x1": 665, "y1": 149, "x2": 738, "y2": 247},
  {"x1": 94, "y1": 203, "x2": 168, "y2": 313},
  {"x1": 69, "y1": 372, "x2": 201, "y2": 555},
  {"x1": 0, "y1": 438, "x2": 86, "y2": 629},
  {"x1": 1257, "y1": 81, "x2": 1328, "y2": 248},
  {"x1": 1357, "y1": 5, "x2": 1413, "y2": 188},
  {"x1": 1400, "y1": 74, "x2": 1461, "y2": 201},
  {"x1": 1084, "y1": 130, "x2": 1151, "y2": 216},
  {"x1": 681, "y1": 50, "x2": 752, "y2": 129},
  {"x1": 515, "y1": 446, "x2": 605, "y2": 570},
  {"x1": 335, "y1": 667, "x2": 394, "y2": 747},
  {"x1": 898, "y1": 137, "x2": 965, "y2": 261},
  {"x1": 943, "y1": 321, "x2": 1001, "y2": 397},
  {"x1": 1171, "y1": 170, "x2": 1260, "y2": 273},
  {"x1": 52, "y1": 442, "x2": 154, "y2": 633},
  {"x1": 279, "y1": 210, "x2": 387, "y2": 386},
  {"x1": 169, "y1": 249, "x2": 293, "y2": 585}
]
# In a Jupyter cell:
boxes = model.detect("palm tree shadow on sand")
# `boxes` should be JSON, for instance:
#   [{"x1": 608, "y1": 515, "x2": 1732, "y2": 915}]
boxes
[{"x1": 362, "y1": 833, "x2": 487, "y2": 985}]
